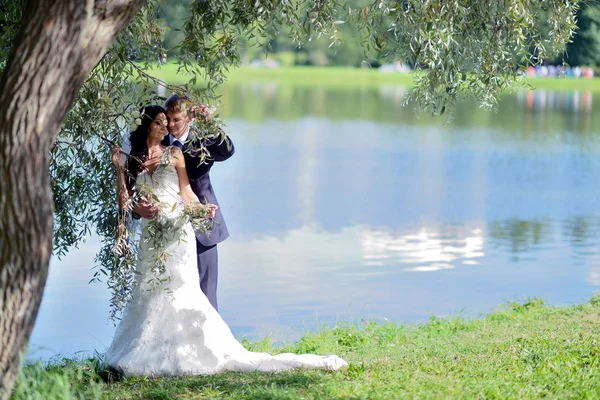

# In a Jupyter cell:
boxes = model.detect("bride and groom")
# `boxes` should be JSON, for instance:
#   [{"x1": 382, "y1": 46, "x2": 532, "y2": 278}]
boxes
[{"x1": 105, "y1": 95, "x2": 347, "y2": 376}]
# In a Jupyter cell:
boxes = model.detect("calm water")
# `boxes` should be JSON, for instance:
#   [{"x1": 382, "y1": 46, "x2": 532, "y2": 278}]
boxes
[{"x1": 29, "y1": 84, "x2": 600, "y2": 360}]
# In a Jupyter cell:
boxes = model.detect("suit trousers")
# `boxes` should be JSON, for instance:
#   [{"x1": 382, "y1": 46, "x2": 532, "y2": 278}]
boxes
[{"x1": 196, "y1": 240, "x2": 219, "y2": 312}]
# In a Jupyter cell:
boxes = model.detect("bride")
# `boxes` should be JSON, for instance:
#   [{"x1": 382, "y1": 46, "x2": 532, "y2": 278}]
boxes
[{"x1": 105, "y1": 105, "x2": 347, "y2": 376}]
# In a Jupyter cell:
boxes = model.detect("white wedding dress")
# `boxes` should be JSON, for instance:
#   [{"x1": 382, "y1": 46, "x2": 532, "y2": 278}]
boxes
[{"x1": 105, "y1": 149, "x2": 347, "y2": 376}]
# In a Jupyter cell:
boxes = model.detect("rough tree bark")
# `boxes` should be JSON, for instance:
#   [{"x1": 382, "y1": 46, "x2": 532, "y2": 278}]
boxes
[{"x1": 0, "y1": 0, "x2": 145, "y2": 398}]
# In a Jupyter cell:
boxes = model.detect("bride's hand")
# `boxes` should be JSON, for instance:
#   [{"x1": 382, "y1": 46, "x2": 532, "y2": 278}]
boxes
[
  {"x1": 111, "y1": 146, "x2": 125, "y2": 168},
  {"x1": 134, "y1": 197, "x2": 160, "y2": 219}
]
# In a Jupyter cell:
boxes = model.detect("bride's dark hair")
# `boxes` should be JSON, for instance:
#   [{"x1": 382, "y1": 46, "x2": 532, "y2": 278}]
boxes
[{"x1": 126, "y1": 105, "x2": 167, "y2": 191}]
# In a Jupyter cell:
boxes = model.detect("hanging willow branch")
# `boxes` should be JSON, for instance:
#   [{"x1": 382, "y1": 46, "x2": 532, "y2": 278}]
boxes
[{"x1": 6, "y1": 0, "x2": 577, "y2": 319}]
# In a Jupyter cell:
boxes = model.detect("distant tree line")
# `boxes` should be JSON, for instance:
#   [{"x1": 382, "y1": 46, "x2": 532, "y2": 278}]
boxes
[{"x1": 161, "y1": 1, "x2": 600, "y2": 69}]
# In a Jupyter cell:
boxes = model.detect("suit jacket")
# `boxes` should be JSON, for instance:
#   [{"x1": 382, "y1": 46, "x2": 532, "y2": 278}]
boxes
[{"x1": 162, "y1": 134, "x2": 235, "y2": 246}]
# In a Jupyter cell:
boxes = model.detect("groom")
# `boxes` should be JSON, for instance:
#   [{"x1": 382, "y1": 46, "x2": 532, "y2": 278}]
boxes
[{"x1": 135, "y1": 94, "x2": 234, "y2": 311}]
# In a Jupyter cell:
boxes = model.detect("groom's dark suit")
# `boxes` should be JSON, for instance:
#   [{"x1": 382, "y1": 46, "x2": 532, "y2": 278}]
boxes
[{"x1": 161, "y1": 133, "x2": 235, "y2": 311}]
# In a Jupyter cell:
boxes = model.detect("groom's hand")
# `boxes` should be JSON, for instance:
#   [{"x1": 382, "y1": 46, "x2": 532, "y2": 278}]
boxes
[
  {"x1": 133, "y1": 199, "x2": 159, "y2": 219},
  {"x1": 190, "y1": 104, "x2": 212, "y2": 122},
  {"x1": 205, "y1": 203, "x2": 218, "y2": 219}
]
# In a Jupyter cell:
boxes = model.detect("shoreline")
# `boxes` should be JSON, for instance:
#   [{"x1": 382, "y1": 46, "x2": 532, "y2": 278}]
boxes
[
  {"x1": 146, "y1": 63, "x2": 600, "y2": 92},
  {"x1": 13, "y1": 295, "x2": 600, "y2": 399}
]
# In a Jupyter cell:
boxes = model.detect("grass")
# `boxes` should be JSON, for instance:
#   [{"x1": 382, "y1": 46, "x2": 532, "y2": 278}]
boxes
[
  {"x1": 146, "y1": 62, "x2": 600, "y2": 92},
  {"x1": 147, "y1": 63, "x2": 414, "y2": 87},
  {"x1": 11, "y1": 295, "x2": 600, "y2": 399}
]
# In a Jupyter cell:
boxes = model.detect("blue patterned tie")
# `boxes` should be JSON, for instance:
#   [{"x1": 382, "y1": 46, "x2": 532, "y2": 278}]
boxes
[{"x1": 172, "y1": 140, "x2": 184, "y2": 150}]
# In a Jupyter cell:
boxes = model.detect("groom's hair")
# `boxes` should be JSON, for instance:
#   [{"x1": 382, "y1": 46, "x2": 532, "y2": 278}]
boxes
[{"x1": 165, "y1": 94, "x2": 192, "y2": 115}]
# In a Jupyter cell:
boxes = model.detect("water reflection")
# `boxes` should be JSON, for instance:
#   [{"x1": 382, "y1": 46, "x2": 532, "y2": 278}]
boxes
[
  {"x1": 31, "y1": 212, "x2": 600, "y2": 358},
  {"x1": 489, "y1": 219, "x2": 552, "y2": 254},
  {"x1": 30, "y1": 85, "x2": 600, "y2": 359},
  {"x1": 361, "y1": 228, "x2": 484, "y2": 271},
  {"x1": 220, "y1": 83, "x2": 600, "y2": 136},
  {"x1": 517, "y1": 90, "x2": 593, "y2": 113}
]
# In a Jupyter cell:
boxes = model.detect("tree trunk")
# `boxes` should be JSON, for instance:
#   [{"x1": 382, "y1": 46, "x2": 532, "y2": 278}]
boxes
[{"x1": 0, "y1": 0, "x2": 145, "y2": 398}]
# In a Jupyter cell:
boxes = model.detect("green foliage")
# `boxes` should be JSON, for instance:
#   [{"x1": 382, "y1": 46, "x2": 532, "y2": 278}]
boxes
[
  {"x1": 160, "y1": 0, "x2": 193, "y2": 54},
  {"x1": 161, "y1": 0, "x2": 600, "y2": 70},
  {"x1": 0, "y1": 0, "x2": 22, "y2": 74},
  {"x1": 566, "y1": 2, "x2": 600, "y2": 67},
  {"x1": 364, "y1": 0, "x2": 581, "y2": 113}
]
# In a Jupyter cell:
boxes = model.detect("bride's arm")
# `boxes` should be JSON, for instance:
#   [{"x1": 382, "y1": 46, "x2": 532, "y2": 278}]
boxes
[
  {"x1": 172, "y1": 147, "x2": 200, "y2": 204},
  {"x1": 172, "y1": 147, "x2": 218, "y2": 218},
  {"x1": 111, "y1": 147, "x2": 130, "y2": 210}
]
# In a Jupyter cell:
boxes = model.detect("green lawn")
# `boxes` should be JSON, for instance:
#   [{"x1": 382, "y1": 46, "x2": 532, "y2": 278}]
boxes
[
  {"x1": 12, "y1": 296, "x2": 600, "y2": 399},
  {"x1": 146, "y1": 63, "x2": 600, "y2": 92}
]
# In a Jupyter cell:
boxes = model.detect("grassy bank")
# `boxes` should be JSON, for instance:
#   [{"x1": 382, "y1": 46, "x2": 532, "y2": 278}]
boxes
[
  {"x1": 151, "y1": 64, "x2": 414, "y2": 87},
  {"x1": 12, "y1": 296, "x2": 600, "y2": 399},
  {"x1": 147, "y1": 63, "x2": 600, "y2": 92}
]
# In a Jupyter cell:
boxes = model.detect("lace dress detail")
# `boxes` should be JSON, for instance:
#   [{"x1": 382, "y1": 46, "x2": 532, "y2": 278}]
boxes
[{"x1": 105, "y1": 148, "x2": 347, "y2": 376}]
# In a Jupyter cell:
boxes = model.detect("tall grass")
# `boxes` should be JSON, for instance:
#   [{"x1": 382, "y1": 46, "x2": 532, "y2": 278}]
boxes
[
  {"x1": 11, "y1": 295, "x2": 600, "y2": 399},
  {"x1": 11, "y1": 356, "x2": 105, "y2": 400}
]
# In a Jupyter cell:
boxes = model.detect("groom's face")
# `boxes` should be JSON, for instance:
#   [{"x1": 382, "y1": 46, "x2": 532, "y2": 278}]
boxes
[{"x1": 166, "y1": 109, "x2": 191, "y2": 139}]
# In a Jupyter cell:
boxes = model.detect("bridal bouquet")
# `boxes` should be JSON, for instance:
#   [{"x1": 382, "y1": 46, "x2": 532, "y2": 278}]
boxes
[
  {"x1": 109, "y1": 185, "x2": 216, "y2": 320},
  {"x1": 182, "y1": 201, "x2": 216, "y2": 236},
  {"x1": 142, "y1": 198, "x2": 215, "y2": 289}
]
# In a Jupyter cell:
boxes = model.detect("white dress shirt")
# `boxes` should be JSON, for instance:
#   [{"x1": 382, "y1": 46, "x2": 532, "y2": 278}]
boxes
[{"x1": 168, "y1": 128, "x2": 190, "y2": 146}]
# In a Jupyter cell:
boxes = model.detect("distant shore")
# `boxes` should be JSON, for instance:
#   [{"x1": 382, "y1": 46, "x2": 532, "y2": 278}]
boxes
[
  {"x1": 12, "y1": 296, "x2": 600, "y2": 399},
  {"x1": 146, "y1": 63, "x2": 600, "y2": 92}
]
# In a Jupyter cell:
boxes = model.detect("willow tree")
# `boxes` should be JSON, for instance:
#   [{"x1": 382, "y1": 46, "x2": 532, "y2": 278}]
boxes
[{"x1": 0, "y1": 0, "x2": 582, "y2": 397}]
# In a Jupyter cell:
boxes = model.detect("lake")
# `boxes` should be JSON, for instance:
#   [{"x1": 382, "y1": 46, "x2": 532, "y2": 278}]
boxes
[{"x1": 28, "y1": 83, "x2": 600, "y2": 360}]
